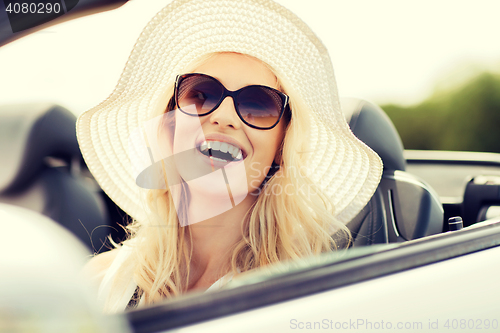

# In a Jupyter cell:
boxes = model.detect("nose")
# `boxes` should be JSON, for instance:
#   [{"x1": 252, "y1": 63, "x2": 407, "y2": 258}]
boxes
[{"x1": 208, "y1": 96, "x2": 241, "y2": 130}]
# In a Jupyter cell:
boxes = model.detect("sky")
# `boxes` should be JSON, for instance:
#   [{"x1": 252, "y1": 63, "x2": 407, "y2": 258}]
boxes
[{"x1": 0, "y1": 0, "x2": 499, "y2": 115}]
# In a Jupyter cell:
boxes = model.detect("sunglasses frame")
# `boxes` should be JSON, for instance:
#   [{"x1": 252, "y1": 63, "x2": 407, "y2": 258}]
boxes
[{"x1": 174, "y1": 73, "x2": 289, "y2": 130}]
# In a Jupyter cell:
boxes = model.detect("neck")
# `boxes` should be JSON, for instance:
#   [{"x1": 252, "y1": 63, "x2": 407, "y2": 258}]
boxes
[{"x1": 183, "y1": 188, "x2": 257, "y2": 289}]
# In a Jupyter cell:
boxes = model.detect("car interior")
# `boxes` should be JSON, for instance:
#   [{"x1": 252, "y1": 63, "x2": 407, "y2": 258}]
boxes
[
  {"x1": 341, "y1": 97, "x2": 444, "y2": 246},
  {"x1": 0, "y1": 103, "x2": 127, "y2": 253},
  {"x1": 1, "y1": 97, "x2": 452, "y2": 253},
  {"x1": 3, "y1": 97, "x2": 500, "y2": 332}
]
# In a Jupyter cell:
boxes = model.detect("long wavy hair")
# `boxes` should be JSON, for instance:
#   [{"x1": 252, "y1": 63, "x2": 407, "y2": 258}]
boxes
[{"x1": 106, "y1": 52, "x2": 350, "y2": 308}]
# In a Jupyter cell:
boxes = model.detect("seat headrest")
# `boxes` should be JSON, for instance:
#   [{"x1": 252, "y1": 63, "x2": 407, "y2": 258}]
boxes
[
  {"x1": 341, "y1": 98, "x2": 406, "y2": 171},
  {"x1": 0, "y1": 103, "x2": 81, "y2": 193}
]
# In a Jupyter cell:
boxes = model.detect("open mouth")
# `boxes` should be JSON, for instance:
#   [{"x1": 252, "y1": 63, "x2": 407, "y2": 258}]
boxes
[{"x1": 198, "y1": 140, "x2": 244, "y2": 163}]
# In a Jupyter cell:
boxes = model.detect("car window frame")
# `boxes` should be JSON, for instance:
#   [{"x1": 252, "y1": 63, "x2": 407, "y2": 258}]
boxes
[{"x1": 127, "y1": 220, "x2": 500, "y2": 332}]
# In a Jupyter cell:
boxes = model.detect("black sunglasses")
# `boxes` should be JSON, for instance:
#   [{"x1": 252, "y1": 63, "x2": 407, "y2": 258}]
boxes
[{"x1": 174, "y1": 73, "x2": 289, "y2": 130}]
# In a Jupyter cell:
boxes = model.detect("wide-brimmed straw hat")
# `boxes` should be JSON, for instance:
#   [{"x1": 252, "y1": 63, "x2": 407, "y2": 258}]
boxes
[{"x1": 77, "y1": 0, "x2": 383, "y2": 225}]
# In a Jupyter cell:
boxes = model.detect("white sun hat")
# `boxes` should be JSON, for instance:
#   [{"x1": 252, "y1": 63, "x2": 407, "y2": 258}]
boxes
[{"x1": 76, "y1": 0, "x2": 383, "y2": 225}]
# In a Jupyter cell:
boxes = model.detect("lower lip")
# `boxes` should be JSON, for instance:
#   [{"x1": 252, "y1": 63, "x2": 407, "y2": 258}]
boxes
[{"x1": 196, "y1": 148, "x2": 245, "y2": 169}]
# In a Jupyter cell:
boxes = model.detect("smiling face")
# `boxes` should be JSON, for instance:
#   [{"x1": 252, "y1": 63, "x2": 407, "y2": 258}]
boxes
[{"x1": 171, "y1": 53, "x2": 287, "y2": 210}]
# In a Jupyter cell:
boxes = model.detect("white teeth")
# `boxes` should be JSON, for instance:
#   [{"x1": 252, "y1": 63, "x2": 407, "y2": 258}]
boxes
[
  {"x1": 220, "y1": 142, "x2": 228, "y2": 153},
  {"x1": 198, "y1": 140, "x2": 243, "y2": 160},
  {"x1": 211, "y1": 141, "x2": 220, "y2": 150},
  {"x1": 231, "y1": 147, "x2": 240, "y2": 159}
]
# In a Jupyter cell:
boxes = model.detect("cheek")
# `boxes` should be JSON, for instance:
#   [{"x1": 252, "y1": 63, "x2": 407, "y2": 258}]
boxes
[
  {"x1": 246, "y1": 129, "x2": 284, "y2": 189},
  {"x1": 173, "y1": 110, "x2": 202, "y2": 152}
]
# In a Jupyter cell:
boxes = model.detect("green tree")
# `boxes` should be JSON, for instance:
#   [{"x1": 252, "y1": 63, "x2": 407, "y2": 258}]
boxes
[{"x1": 382, "y1": 72, "x2": 500, "y2": 153}]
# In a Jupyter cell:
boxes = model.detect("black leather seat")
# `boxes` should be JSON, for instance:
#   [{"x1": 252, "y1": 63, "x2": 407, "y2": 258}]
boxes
[
  {"x1": 0, "y1": 103, "x2": 120, "y2": 253},
  {"x1": 341, "y1": 98, "x2": 443, "y2": 246}
]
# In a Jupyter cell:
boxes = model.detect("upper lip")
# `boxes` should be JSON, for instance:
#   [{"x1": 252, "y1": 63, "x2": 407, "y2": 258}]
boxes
[{"x1": 196, "y1": 133, "x2": 247, "y2": 158}]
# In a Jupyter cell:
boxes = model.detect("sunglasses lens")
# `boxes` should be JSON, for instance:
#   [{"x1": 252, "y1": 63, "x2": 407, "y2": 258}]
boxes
[
  {"x1": 177, "y1": 75, "x2": 223, "y2": 114},
  {"x1": 176, "y1": 74, "x2": 286, "y2": 129},
  {"x1": 238, "y1": 86, "x2": 283, "y2": 128}
]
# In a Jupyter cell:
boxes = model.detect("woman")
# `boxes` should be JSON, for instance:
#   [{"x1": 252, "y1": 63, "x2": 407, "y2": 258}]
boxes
[{"x1": 80, "y1": 0, "x2": 382, "y2": 312}]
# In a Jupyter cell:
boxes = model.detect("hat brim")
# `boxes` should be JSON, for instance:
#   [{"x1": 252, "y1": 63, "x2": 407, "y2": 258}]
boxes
[{"x1": 77, "y1": 0, "x2": 382, "y2": 225}]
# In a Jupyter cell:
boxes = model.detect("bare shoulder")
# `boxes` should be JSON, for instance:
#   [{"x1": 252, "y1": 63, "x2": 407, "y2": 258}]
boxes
[{"x1": 83, "y1": 248, "x2": 120, "y2": 287}]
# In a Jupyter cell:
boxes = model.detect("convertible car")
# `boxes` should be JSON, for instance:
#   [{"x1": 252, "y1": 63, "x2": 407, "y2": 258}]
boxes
[{"x1": 1, "y1": 1, "x2": 499, "y2": 332}]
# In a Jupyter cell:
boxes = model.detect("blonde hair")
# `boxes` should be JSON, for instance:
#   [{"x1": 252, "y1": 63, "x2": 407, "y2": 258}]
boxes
[{"x1": 107, "y1": 52, "x2": 350, "y2": 308}]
